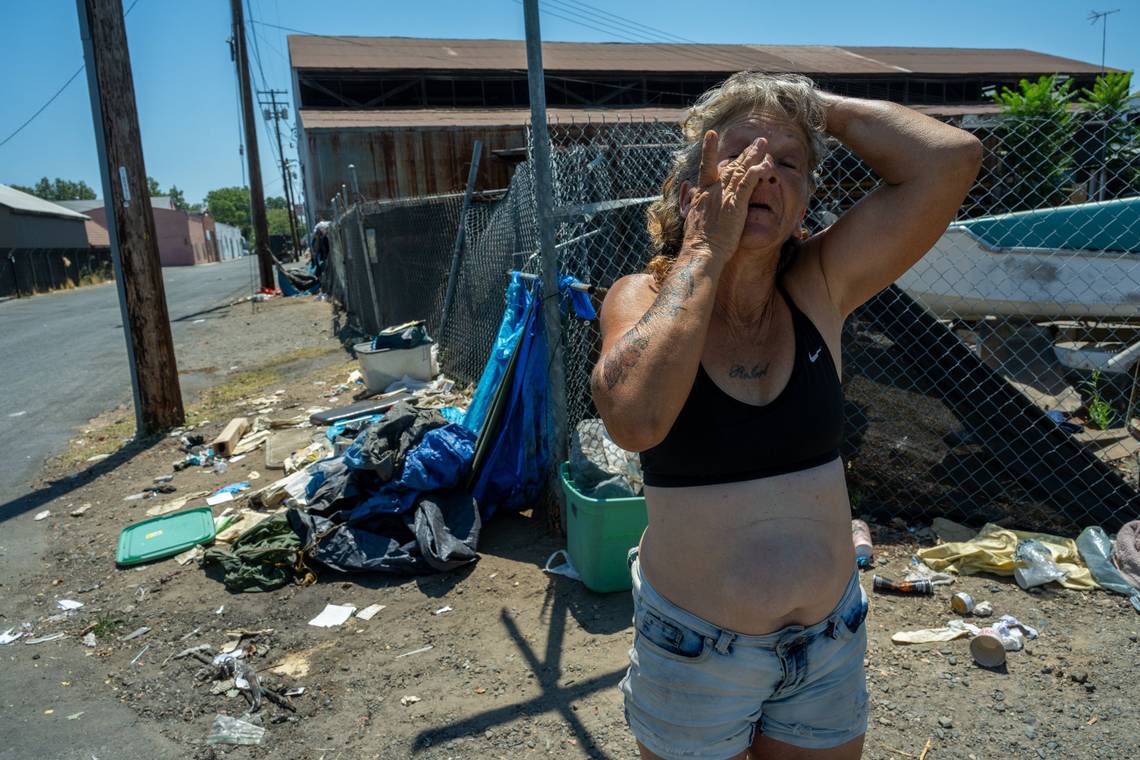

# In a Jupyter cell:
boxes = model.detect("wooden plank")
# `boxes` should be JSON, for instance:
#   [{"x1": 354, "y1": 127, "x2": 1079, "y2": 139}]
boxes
[{"x1": 210, "y1": 417, "x2": 250, "y2": 457}]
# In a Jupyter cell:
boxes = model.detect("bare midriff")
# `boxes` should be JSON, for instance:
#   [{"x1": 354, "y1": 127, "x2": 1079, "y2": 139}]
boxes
[{"x1": 637, "y1": 456, "x2": 855, "y2": 635}]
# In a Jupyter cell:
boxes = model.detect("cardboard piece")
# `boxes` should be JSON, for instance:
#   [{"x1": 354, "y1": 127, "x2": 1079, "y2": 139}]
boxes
[{"x1": 211, "y1": 417, "x2": 251, "y2": 458}]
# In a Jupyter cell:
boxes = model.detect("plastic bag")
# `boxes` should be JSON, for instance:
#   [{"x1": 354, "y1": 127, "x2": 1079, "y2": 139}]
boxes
[
  {"x1": 1013, "y1": 539, "x2": 1067, "y2": 589},
  {"x1": 1076, "y1": 526, "x2": 1139, "y2": 597},
  {"x1": 206, "y1": 715, "x2": 266, "y2": 745}
]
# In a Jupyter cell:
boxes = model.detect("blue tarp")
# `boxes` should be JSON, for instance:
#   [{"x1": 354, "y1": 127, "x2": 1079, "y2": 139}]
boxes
[{"x1": 468, "y1": 274, "x2": 550, "y2": 519}]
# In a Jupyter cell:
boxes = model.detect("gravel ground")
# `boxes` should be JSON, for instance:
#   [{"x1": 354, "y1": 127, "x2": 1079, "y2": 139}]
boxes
[{"x1": 1, "y1": 301, "x2": 1137, "y2": 760}]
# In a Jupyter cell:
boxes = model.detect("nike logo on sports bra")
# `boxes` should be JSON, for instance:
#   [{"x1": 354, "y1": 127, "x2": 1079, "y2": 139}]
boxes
[{"x1": 809, "y1": 347, "x2": 822, "y2": 363}]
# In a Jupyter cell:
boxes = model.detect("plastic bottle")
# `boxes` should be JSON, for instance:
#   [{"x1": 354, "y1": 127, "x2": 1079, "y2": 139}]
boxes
[{"x1": 851, "y1": 519, "x2": 873, "y2": 568}]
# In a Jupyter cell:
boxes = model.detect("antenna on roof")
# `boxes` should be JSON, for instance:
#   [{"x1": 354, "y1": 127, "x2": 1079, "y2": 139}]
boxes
[{"x1": 1087, "y1": 9, "x2": 1120, "y2": 73}]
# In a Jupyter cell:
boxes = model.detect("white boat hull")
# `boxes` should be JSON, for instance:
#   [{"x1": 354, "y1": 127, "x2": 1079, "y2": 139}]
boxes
[{"x1": 897, "y1": 227, "x2": 1140, "y2": 320}]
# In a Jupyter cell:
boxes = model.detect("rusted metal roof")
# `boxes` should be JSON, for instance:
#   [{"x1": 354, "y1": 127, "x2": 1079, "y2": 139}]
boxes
[
  {"x1": 299, "y1": 103, "x2": 1003, "y2": 131},
  {"x1": 288, "y1": 36, "x2": 1110, "y2": 76},
  {"x1": 84, "y1": 219, "x2": 110, "y2": 246}
]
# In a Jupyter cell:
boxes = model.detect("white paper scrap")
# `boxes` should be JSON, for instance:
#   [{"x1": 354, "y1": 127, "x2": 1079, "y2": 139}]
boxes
[
  {"x1": 56, "y1": 600, "x2": 84, "y2": 611},
  {"x1": 34, "y1": 510, "x2": 50, "y2": 521},
  {"x1": 308, "y1": 604, "x2": 357, "y2": 628},
  {"x1": 433, "y1": 606, "x2": 453, "y2": 615},
  {"x1": 356, "y1": 604, "x2": 387, "y2": 621},
  {"x1": 206, "y1": 491, "x2": 235, "y2": 506}
]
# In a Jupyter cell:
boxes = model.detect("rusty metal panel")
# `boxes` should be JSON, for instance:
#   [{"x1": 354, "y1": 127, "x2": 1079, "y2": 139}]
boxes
[{"x1": 288, "y1": 36, "x2": 1112, "y2": 76}]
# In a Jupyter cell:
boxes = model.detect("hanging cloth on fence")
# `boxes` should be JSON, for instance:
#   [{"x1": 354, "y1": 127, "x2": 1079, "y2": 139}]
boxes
[{"x1": 466, "y1": 273, "x2": 549, "y2": 519}]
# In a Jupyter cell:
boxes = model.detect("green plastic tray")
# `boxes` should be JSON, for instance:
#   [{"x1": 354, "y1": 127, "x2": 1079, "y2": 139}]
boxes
[{"x1": 116, "y1": 507, "x2": 216, "y2": 566}]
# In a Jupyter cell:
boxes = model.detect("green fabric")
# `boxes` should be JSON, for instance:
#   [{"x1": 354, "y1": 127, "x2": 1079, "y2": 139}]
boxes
[{"x1": 202, "y1": 512, "x2": 303, "y2": 592}]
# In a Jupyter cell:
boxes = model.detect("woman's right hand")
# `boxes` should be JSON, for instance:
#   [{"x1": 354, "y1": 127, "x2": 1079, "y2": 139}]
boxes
[{"x1": 681, "y1": 131, "x2": 769, "y2": 267}]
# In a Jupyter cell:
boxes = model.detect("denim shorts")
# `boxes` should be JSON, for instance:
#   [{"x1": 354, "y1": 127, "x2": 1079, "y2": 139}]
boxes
[{"x1": 620, "y1": 551, "x2": 869, "y2": 758}]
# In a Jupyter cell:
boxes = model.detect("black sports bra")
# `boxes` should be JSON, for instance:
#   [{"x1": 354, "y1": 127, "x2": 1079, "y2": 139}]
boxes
[{"x1": 638, "y1": 283, "x2": 843, "y2": 487}]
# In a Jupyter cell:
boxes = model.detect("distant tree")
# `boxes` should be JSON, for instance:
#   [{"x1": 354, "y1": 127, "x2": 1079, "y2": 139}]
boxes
[
  {"x1": 9, "y1": 176, "x2": 97, "y2": 201},
  {"x1": 146, "y1": 176, "x2": 162, "y2": 196},
  {"x1": 206, "y1": 186, "x2": 252, "y2": 240},
  {"x1": 993, "y1": 75, "x2": 1078, "y2": 211},
  {"x1": 265, "y1": 195, "x2": 288, "y2": 210},
  {"x1": 168, "y1": 185, "x2": 189, "y2": 212},
  {"x1": 1080, "y1": 71, "x2": 1139, "y2": 198},
  {"x1": 266, "y1": 207, "x2": 291, "y2": 235},
  {"x1": 9, "y1": 183, "x2": 36, "y2": 195}
]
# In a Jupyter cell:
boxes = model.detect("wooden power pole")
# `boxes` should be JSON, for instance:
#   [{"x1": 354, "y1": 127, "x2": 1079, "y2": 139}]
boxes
[
  {"x1": 230, "y1": 0, "x2": 274, "y2": 289},
  {"x1": 77, "y1": 0, "x2": 184, "y2": 435}
]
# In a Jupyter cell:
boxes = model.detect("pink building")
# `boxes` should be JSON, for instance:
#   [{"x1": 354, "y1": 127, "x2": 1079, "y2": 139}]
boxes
[{"x1": 68, "y1": 199, "x2": 219, "y2": 267}]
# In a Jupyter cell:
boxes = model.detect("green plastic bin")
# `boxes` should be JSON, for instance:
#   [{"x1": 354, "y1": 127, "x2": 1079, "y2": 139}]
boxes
[{"x1": 561, "y1": 463, "x2": 647, "y2": 593}]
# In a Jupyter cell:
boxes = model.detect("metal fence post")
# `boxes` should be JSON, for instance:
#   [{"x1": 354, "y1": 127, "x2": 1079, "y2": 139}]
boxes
[
  {"x1": 350, "y1": 165, "x2": 384, "y2": 335},
  {"x1": 524, "y1": 0, "x2": 570, "y2": 531},
  {"x1": 439, "y1": 140, "x2": 483, "y2": 339}
]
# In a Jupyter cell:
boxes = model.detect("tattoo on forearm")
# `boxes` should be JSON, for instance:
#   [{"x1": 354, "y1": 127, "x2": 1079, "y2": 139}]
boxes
[
  {"x1": 601, "y1": 331, "x2": 650, "y2": 390},
  {"x1": 729, "y1": 363, "x2": 769, "y2": 379},
  {"x1": 599, "y1": 256, "x2": 702, "y2": 390}
]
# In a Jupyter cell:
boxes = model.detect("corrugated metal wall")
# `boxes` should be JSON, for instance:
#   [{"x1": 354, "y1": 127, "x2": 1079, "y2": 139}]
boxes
[{"x1": 303, "y1": 126, "x2": 525, "y2": 218}]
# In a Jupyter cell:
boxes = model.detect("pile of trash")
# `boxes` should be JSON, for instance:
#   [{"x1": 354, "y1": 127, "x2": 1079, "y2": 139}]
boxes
[{"x1": 853, "y1": 515, "x2": 1140, "y2": 669}]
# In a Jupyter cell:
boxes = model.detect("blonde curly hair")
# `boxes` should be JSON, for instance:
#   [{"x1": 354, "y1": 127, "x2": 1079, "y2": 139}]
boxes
[{"x1": 645, "y1": 73, "x2": 828, "y2": 284}]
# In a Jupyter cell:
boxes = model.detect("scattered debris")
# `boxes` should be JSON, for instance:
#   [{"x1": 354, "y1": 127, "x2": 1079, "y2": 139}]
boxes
[
  {"x1": 120, "y1": 626, "x2": 151, "y2": 642},
  {"x1": 433, "y1": 606, "x2": 453, "y2": 615},
  {"x1": 81, "y1": 633, "x2": 97, "y2": 648},
  {"x1": 145, "y1": 491, "x2": 210, "y2": 517},
  {"x1": 56, "y1": 600, "x2": 84, "y2": 611},
  {"x1": 873, "y1": 575, "x2": 934, "y2": 596},
  {"x1": 231, "y1": 430, "x2": 271, "y2": 456},
  {"x1": 34, "y1": 510, "x2": 50, "y2": 521},
  {"x1": 356, "y1": 604, "x2": 386, "y2": 621},
  {"x1": 24, "y1": 632, "x2": 67, "y2": 645},
  {"x1": 130, "y1": 644, "x2": 150, "y2": 665},
  {"x1": 283, "y1": 687, "x2": 305, "y2": 697},
  {"x1": 211, "y1": 417, "x2": 251, "y2": 458},
  {"x1": 308, "y1": 604, "x2": 356, "y2": 628},
  {"x1": 396, "y1": 645, "x2": 433, "y2": 658},
  {"x1": 400, "y1": 695, "x2": 421, "y2": 706},
  {"x1": 69, "y1": 503, "x2": 91, "y2": 517},
  {"x1": 206, "y1": 714, "x2": 266, "y2": 746},
  {"x1": 66, "y1": 712, "x2": 84, "y2": 720},
  {"x1": 0, "y1": 628, "x2": 24, "y2": 645}
]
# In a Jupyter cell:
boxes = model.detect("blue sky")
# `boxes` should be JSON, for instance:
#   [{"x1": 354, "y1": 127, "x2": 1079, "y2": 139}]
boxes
[{"x1": 1, "y1": 0, "x2": 1136, "y2": 205}]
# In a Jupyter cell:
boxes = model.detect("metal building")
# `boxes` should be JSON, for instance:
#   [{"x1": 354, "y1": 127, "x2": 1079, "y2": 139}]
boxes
[{"x1": 288, "y1": 37, "x2": 1111, "y2": 217}]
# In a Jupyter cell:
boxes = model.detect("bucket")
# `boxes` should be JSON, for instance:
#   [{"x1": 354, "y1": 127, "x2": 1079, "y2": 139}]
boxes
[
  {"x1": 560, "y1": 463, "x2": 647, "y2": 593},
  {"x1": 354, "y1": 341, "x2": 434, "y2": 392}
]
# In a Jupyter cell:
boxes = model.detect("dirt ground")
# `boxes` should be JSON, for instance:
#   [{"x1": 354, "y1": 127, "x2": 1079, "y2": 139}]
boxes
[{"x1": 2, "y1": 300, "x2": 1138, "y2": 760}]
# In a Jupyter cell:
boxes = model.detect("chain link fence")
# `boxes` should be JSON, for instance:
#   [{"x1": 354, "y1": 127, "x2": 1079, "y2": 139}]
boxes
[{"x1": 324, "y1": 108, "x2": 1140, "y2": 532}]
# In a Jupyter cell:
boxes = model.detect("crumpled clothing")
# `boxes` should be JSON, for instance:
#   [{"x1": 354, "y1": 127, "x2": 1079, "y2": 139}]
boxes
[
  {"x1": 202, "y1": 512, "x2": 312, "y2": 592},
  {"x1": 1113, "y1": 520, "x2": 1140, "y2": 591},
  {"x1": 343, "y1": 402, "x2": 446, "y2": 479},
  {"x1": 892, "y1": 615, "x2": 1038, "y2": 648},
  {"x1": 288, "y1": 489, "x2": 480, "y2": 576},
  {"x1": 916, "y1": 522, "x2": 1097, "y2": 590},
  {"x1": 349, "y1": 423, "x2": 476, "y2": 520}
]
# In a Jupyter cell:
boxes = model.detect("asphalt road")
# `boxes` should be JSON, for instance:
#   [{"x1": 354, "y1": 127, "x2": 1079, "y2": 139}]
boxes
[{"x1": 0, "y1": 257, "x2": 259, "y2": 506}]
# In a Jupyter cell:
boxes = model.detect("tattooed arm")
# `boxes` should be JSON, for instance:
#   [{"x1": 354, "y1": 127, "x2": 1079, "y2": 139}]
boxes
[
  {"x1": 590, "y1": 253, "x2": 724, "y2": 451},
  {"x1": 591, "y1": 131, "x2": 768, "y2": 450}
]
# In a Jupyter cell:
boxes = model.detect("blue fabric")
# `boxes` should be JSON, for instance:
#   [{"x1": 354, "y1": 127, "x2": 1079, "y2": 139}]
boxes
[
  {"x1": 349, "y1": 423, "x2": 476, "y2": 520},
  {"x1": 560, "y1": 274, "x2": 597, "y2": 320},
  {"x1": 326, "y1": 414, "x2": 385, "y2": 442},
  {"x1": 439, "y1": 406, "x2": 466, "y2": 425},
  {"x1": 462, "y1": 273, "x2": 531, "y2": 435},
  {"x1": 276, "y1": 267, "x2": 320, "y2": 297},
  {"x1": 471, "y1": 277, "x2": 551, "y2": 520}
]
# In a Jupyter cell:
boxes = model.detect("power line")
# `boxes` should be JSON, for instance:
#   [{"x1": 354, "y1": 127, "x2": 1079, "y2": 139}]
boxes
[{"x1": 0, "y1": 0, "x2": 144, "y2": 150}]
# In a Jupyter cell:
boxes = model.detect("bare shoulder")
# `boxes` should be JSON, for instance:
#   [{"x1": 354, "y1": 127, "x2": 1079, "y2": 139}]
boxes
[
  {"x1": 599, "y1": 273, "x2": 657, "y2": 327},
  {"x1": 783, "y1": 238, "x2": 845, "y2": 329}
]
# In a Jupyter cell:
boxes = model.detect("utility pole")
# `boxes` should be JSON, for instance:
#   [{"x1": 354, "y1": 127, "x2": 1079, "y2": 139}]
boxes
[
  {"x1": 77, "y1": 0, "x2": 185, "y2": 434},
  {"x1": 230, "y1": 0, "x2": 274, "y2": 289},
  {"x1": 258, "y1": 89, "x2": 302, "y2": 256},
  {"x1": 524, "y1": 0, "x2": 570, "y2": 531}
]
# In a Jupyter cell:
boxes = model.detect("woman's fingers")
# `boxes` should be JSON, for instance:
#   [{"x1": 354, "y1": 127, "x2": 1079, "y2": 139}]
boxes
[{"x1": 697, "y1": 130, "x2": 719, "y2": 188}]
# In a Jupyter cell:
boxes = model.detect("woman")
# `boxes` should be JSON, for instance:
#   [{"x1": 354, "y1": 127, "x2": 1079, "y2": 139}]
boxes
[{"x1": 590, "y1": 73, "x2": 980, "y2": 760}]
